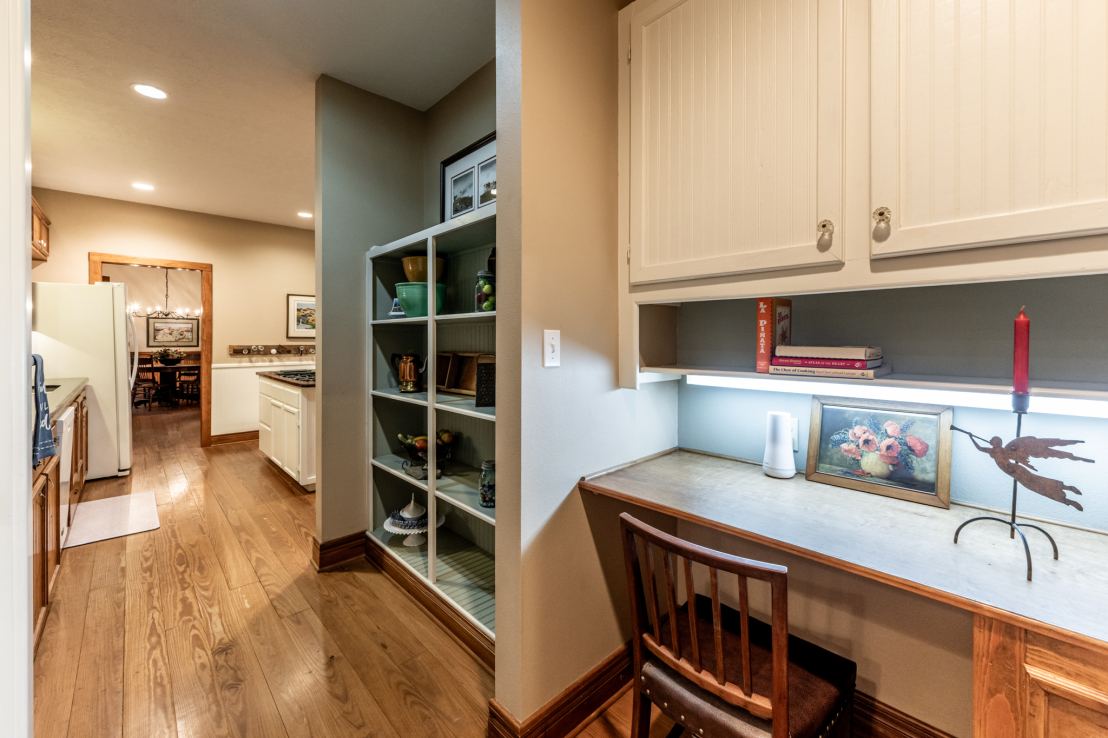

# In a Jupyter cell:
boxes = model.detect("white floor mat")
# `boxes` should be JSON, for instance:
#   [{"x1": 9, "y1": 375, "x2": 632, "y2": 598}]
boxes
[{"x1": 62, "y1": 491, "x2": 161, "y2": 548}]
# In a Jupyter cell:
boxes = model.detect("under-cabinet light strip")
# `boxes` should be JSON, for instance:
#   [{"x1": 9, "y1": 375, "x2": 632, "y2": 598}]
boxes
[{"x1": 686, "y1": 374, "x2": 1108, "y2": 419}]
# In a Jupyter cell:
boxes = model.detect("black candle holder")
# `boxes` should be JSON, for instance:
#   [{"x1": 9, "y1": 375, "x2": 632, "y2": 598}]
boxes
[{"x1": 953, "y1": 392, "x2": 1059, "y2": 582}]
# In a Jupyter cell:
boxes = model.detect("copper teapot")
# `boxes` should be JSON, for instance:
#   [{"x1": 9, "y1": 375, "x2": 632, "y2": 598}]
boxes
[{"x1": 391, "y1": 353, "x2": 426, "y2": 393}]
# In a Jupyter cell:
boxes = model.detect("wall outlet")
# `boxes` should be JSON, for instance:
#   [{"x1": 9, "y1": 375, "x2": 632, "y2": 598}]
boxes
[{"x1": 543, "y1": 330, "x2": 560, "y2": 367}]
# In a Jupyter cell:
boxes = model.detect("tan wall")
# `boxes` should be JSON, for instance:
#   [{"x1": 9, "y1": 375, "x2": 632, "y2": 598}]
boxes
[{"x1": 30, "y1": 188, "x2": 315, "y2": 364}]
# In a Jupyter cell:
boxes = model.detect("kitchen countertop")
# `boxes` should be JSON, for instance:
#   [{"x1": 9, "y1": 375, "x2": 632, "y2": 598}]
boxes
[
  {"x1": 257, "y1": 370, "x2": 315, "y2": 388},
  {"x1": 45, "y1": 377, "x2": 87, "y2": 421}
]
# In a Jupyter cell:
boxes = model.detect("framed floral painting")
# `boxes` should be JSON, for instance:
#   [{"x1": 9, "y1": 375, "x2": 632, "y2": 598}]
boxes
[{"x1": 805, "y1": 396, "x2": 953, "y2": 508}]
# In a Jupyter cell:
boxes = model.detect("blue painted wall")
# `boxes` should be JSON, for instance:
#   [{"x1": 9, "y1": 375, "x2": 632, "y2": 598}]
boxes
[{"x1": 678, "y1": 381, "x2": 1107, "y2": 533}]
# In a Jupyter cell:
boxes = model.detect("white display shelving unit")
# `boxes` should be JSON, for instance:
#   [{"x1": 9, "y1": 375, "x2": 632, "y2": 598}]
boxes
[{"x1": 367, "y1": 205, "x2": 497, "y2": 639}]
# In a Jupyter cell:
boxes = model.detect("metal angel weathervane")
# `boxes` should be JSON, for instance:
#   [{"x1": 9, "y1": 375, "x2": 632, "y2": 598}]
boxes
[{"x1": 950, "y1": 307, "x2": 1095, "y2": 581}]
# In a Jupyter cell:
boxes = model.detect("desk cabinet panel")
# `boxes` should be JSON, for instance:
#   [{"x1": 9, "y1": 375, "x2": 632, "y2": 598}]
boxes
[{"x1": 975, "y1": 615, "x2": 1108, "y2": 738}]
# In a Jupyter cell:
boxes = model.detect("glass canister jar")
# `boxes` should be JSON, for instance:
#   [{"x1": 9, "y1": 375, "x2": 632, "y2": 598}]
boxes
[
  {"x1": 479, "y1": 460, "x2": 495, "y2": 508},
  {"x1": 475, "y1": 271, "x2": 496, "y2": 313}
]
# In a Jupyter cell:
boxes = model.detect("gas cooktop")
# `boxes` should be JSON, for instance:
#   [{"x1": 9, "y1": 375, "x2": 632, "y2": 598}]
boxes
[{"x1": 274, "y1": 370, "x2": 316, "y2": 385}]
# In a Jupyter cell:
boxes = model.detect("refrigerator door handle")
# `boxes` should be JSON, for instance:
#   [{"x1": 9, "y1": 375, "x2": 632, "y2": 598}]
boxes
[{"x1": 128, "y1": 311, "x2": 139, "y2": 390}]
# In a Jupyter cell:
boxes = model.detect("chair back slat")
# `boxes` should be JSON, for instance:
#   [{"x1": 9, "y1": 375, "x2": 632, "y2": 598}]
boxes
[
  {"x1": 738, "y1": 576, "x2": 752, "y2": 696},
  {"x1": 662, "y1": 551, "x2": 681, "y2": 661},
  {"x1": 709, "y1": 567, "x2": 725, "y2": 685},
  {"x1": 643, "y1": 541, "x2": 662, "y2": 642},
  {"x1": 620, "y1": 513, "x2": 789, "y2": 733},
  {"x1": 682, "y1": 556, "x2": 700, "y2": 671}
]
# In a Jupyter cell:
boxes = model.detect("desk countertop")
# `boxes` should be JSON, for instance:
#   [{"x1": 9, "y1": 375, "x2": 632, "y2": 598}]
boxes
[
  {"x1": 580, "y1": 449, "x2": 1108, "y2": 648},
  {"x1": 45, "y1": 377, "x2": 87, "y2": 422}
]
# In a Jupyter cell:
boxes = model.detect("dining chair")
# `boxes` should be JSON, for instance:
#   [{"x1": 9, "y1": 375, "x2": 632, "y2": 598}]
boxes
[
  {"x1": 620, "y1": 513, "x2": 856, "y2": 738},
  {"x1": 133, "y1": 356, "x2": 156, "y2": 411}
]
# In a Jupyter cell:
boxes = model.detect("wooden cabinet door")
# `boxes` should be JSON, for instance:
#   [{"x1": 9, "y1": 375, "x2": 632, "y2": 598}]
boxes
[
  {"x1": 31, "y1": 474, "x2": 47, "y2": 640},
  {"x1": 281, "y1": 406, "x2": 299, "y2": 479},
  {"x1": 46, "y1": 461, "x2": 60, "y2": 590},
  {"x1": 30, "y1": 197, "x2": 49, "y2": 260},
  {"x1": 627, "y1": 0, "x2": 845, "y2": 284},
  {"x1": 872, "y1": 0, "x2": 1108, "y2": 258}
]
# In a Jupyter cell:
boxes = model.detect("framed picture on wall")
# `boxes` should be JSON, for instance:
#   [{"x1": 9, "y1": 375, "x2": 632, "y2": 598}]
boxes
[
  {"x1": 441, "y1": 132, "x2": 495, "y2": 222},
  {"x1": 287, "y1": 294, "x2": 316, "y2": 339},
  {"x1": 147, "y1": 317, "x2": 200, "y2": 348},
  {"x1": 450, "y1": 167, "x2": 475, "y2": 219},
  {"x1": 805, "y1": 395, "x2": 953, "y2": 508},
  {"x1": 478, "y1": 155, "x2": 496, "y2": 208}
]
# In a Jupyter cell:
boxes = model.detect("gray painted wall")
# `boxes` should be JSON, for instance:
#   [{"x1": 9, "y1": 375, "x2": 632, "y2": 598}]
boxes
[
  {"x1": 315, "y1": 75, "x2": 425, "y2": 542},
  {"x1": 675, "y1": 275, "x2": 1108, "y2": 532},
  {"x1": 423, "y1": 60, "x2": 496, "y2": 228}
]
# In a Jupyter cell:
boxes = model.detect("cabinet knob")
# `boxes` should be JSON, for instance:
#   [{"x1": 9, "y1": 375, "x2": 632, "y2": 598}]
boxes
[
  {"x1": 872, "y1": 206, "x2": 892, "y2": 224},
  {"x1": 816, "y1": 220, "x2": 835, "y2": 235}
]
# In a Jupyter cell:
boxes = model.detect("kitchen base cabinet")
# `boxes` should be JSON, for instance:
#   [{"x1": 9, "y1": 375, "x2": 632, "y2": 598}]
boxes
[
  {"x1": 258, "y1": 377, "x2": 315, "y2": 489},
  {"x1": 32, "y1": 455, "x2": 59, "y2": 651}
]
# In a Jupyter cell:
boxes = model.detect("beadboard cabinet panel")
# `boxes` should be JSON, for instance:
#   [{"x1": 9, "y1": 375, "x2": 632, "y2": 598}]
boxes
[
  {"x1": 872, "y1": 0, "x2": 1108, "y2": 258},
  {"x1": 628, "y1": 0, "x2": 845, "y2": 284}
]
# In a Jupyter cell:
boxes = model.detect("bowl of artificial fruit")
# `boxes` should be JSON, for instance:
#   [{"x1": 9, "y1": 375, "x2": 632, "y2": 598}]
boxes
[{"x1": 397, "y1": 430, "x2": 454, "y2": 480}]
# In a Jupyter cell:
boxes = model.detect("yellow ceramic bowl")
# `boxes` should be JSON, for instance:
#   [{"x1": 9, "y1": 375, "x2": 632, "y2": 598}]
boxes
[{"x1": 402, "y1": 256, "x2": 446, "y2": 283}]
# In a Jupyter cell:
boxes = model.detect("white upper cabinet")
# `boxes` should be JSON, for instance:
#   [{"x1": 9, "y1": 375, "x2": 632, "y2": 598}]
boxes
[
  {"x1": 872, "y1": 0, "x2": 1108, "y2": 258},
  {"x1": 628, "y1": 0, "x2": 846, "y2": 284}
]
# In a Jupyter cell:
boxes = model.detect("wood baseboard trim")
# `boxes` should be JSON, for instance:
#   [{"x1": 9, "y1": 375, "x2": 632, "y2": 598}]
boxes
[
  {"x1": 210, "y1": 430, "x2": 259, "y2": 446},
  {"x1": 365, "y1": 536, "x2": 495, "y2": 672},
  {"x1": 853, "y1": 692, "x2": 956, "y2": 738},
  {"x1": 311, "y1": 531, "x2": 366, "y2": 571},
  {"x1": 488, "y1": 643, "x2": 634, "y2": 738}
]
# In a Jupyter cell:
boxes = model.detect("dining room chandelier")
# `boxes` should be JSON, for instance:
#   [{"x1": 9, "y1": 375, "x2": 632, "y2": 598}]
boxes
[{"x1": 144, "y1": 268, "x2": 192, "y2": 319}]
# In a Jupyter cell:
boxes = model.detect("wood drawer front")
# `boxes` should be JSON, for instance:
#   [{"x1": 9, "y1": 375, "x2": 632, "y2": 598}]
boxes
[
  {"x1": 260, "y1": 380, "x2": 299, "y2": 409},
  {"x1": 872, "y1": 0, "x2": 1108, "y2": 259},
  {"x1": 627, "y1": 0, "x2": 845, "y2": 284}
]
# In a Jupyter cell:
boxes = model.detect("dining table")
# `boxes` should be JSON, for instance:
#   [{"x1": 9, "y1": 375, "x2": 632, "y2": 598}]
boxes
[{"x1": 149, "y1": 364, "x2": 198, "y2": 406}]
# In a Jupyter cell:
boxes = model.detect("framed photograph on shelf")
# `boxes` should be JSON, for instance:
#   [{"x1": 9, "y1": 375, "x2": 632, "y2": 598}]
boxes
[
  {"x1": 805, "y1": 395, "x2": 953, "y2": 508},
  {"x1": 287, "y1": 294, "x2": 316, "y2": 339},
  {"x1": 147, "y1": 317, "x2": 199, "y2": 348},
  {"x1": 441, "y1": 132, "x2": 495, "y2": 222},
  {"x1": 478, "y1": 155, "x2": 496, "y2": 208},
  {"x1": 450, "y1": 167, "x2": 475, "y2": 218}
]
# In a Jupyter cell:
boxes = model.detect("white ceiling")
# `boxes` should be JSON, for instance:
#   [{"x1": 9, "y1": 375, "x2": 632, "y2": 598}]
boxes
[{"x1": 30, "y1": 0, "x2": 495, "y2": 229}]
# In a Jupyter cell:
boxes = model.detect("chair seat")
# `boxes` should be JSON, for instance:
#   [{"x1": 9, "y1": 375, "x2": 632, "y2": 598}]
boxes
[{"x1": 648, "y1": 594, "x2": 855, "y2": 738}]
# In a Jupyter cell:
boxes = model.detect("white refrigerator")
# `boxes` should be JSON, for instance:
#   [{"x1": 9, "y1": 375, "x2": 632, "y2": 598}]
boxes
[{"x1": 32, "y1": 282, "x2": 137, "y2": 479}]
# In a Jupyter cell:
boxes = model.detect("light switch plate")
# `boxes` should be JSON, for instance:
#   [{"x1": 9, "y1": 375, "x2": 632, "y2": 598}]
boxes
[{"x1": 543, "y1": 330, "x2": 560, "y2": 367}]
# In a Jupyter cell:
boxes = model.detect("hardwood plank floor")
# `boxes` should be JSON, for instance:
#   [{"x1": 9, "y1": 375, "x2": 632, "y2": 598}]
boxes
[{"x1": 35, "y1": 408, "x2": 494, "y2": 738}]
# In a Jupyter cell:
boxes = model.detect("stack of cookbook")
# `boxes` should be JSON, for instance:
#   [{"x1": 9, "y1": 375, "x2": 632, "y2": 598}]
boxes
[{"x1": 770, "y1": 345, "x2": 891, "y2": 379}]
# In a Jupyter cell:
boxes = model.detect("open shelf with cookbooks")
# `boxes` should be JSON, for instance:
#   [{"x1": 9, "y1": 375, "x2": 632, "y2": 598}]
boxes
[{"x1": 366, "y1": 205, "x2": 497, "y2": 647}]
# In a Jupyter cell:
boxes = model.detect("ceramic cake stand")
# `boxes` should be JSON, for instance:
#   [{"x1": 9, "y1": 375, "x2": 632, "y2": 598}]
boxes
[{"x1": 383, "y1": 494, "x2": 445, "y2": 547}]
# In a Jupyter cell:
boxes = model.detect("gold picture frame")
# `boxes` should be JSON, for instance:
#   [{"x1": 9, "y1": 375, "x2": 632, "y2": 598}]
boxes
[{"x1": 806, "y1": 395, "x2": 953, "y2": 508}]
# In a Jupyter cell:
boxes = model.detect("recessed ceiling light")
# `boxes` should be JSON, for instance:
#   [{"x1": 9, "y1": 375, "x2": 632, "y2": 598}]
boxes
[
  {"x1": 298, "y1": 212, "x2": 313, "y2": 218},
  {"x1": 132, "y1": 84, "x2": 167, "y2": 99},
  {"x1": 133, "y1": 183, "x2": 154, "y2": 190}
]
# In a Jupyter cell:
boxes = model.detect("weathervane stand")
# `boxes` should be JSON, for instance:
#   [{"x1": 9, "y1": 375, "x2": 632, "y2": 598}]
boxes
[{"x1": 953, "y1": 393, "x2": 1058, "y2": 581}]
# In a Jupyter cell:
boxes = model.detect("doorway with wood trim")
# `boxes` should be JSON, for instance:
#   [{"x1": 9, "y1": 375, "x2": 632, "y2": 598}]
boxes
[{"x1": 88, "y1": 252, "x2": 215, "y2": 447}]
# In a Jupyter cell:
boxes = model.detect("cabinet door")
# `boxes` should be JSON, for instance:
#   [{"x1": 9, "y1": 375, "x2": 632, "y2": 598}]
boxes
[
  {"x1": 258, "y1": 395, "x2": 273, "y2": 458},
  {"x1": 46, "y1": 462, "x2": 60, "y2": 589},
  {"x1": 281, "y1": 406, "x2": 299, "y2": 478},
  {"x1": 270, "y1": 400, "x2": 286, "y2": 468},
  {"x1": 31, "y1": 475, "x2": 47, "y2": 638},
  {"x1": 872, "y1": 0, "x2": 1108, "y2": 258},
  {"x1": 628, "y1": 0, "x2": 845, "y2": 284}
]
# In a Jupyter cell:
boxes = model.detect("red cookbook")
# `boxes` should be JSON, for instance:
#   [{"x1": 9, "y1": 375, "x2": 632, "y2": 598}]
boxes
[{"x1": 756, "y1": 298, "x2": 792, "y2": 373}]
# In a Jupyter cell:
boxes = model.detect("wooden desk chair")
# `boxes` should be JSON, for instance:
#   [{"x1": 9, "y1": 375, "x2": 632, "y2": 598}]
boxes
[
  {"x1": 620, "y1": 513, "x2": 856, "y2": 738},
  {"x1": 133, "y1": 356, "x2": 156, "y2": 411}
]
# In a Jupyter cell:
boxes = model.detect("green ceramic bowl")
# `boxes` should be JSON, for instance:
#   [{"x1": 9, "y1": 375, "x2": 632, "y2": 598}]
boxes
[{"x1": 395, "y1": 282, "x2": 446, "y2": 318}]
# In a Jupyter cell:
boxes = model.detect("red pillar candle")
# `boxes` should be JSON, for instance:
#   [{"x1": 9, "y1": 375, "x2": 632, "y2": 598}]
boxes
[{"x1": 1013, "y1": 306, "x2": 1030, "y2": 395}]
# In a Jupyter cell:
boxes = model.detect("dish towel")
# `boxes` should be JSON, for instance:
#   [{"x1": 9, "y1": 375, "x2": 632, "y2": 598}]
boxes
[{"x1": 31, "y1": 354, "x2": 56, "y2": 468}]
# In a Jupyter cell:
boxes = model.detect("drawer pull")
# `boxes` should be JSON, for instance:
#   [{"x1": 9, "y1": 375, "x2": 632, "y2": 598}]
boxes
[
  {"x1": 817, "y1": 220, "x2": 835, "y2": 235},
  {"x1": 872, "y1": 206, "x2": 892, "y2": 224}
]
